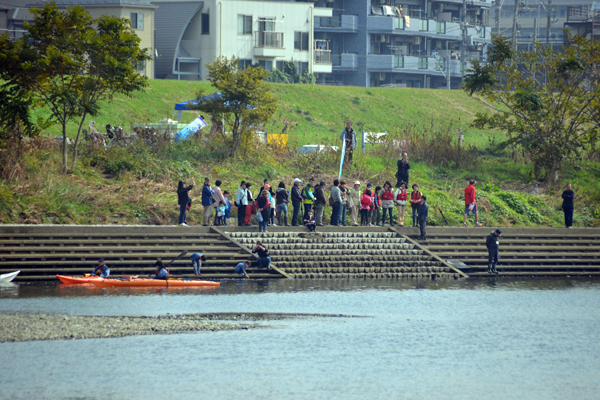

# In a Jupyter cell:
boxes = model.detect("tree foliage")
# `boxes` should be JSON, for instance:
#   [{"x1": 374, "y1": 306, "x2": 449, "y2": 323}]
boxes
[
  {"x1": 0, "y1": 2, "x2": 149, "y2": 172},
  {"x1": 264, "y1": 61, "x2": 316, "y2": 84},
  {"x1": 464, "y1": 34, "x2": 600, "y2": 182},
  {"x1": 193, "y1": 57, "x2": 278, "y2": 158}
]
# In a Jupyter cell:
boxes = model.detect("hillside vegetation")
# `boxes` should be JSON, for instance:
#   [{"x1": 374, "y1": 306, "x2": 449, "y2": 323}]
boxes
[{"x1": 2, "y1": 80, "x2": 599, "y2": 228}]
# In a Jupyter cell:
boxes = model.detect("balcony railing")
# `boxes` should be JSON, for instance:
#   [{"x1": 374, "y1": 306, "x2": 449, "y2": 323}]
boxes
[
  {"x1": 254, "y1": 31, "x2": 284, "y2": 48},
  {"x1": 394, "y1": 17, "x2": 404, "y2": 30},
  {"x1": 436, "y1": 21, "x2": 446, "y2": 34},
  {"x1": 394, "y1": 55, "x2": 403, "y2": 68},
  {"x1": 320, "y1": 15, "x2": 341, "y2": 27},
  {"x1": 418, "y1": 57, "x2": 428, "y2": 69},
  {"x1": 314, "y1": 50, "x2": 331, "y2": 64}
]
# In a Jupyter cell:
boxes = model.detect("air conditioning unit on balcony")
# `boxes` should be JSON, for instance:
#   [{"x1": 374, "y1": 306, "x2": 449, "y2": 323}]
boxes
[
  {"x1": 413, "y1": 36, "x2": 422, "y2": 45},
  {"x1": 378, "y1": 73, "x2": 386, "y2": 81}
]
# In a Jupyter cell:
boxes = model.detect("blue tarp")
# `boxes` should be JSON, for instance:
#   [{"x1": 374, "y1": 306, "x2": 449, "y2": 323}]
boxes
[{"x1": 174, "y1": 93, "x2": 224, "y2": 111}]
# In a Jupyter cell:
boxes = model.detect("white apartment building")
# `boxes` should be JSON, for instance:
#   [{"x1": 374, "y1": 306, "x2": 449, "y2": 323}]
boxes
[{"x1": 152, "y1": 0, "x2": 333, "y2": 80}]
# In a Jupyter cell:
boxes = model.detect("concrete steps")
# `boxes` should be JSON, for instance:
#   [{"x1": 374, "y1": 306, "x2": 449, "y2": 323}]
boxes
[
  {"x1": 406, "y1": 227, "x2": 600, "y2": 277},
  {"x1": 0, "y1": 226, "x2": 285, "y2": 281},
  {"x1": 228, "y1": 230, "x2": 462, "y2": 279}
]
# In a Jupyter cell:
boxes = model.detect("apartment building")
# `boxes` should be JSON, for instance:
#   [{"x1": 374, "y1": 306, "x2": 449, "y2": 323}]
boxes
[
  {"x1": 313, "y1": 0, "x2": 492, "y2": 88},
  {"x1": 152, "y1": 0, "x2": 333, "y2": 80},
  {"x1": 495, "y1": 0, "x2": 595, "y2": 50}
]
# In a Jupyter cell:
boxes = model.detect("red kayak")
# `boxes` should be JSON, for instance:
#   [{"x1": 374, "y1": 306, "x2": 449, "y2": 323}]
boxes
[{"x1": 57, "y1": 275, "x2": 220, "y2": 287}]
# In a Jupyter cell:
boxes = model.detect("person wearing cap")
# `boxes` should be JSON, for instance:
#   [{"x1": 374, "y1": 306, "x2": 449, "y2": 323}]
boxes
[
  {"x1": 177, "y1": 180, "x2": 194, "y2": 226},
  {"x1": 235, "y1": 181, "x2": 249, "y2": 226},
  {"x1": 463, "y1": 179, "x2": 482, "y2": 227},
  {"x1": 417, "y1": 195, "x2": 429, "y2": 241},
  {"x1": 201, "y1": 177, "x2": 215, "y2": 226},
  {"x1": 313, "y1": 180, "x2": 327, "y2": 226},
  {"x1": 486, "y1": 229, "x2": 502, "y2": 274},
  {"x1": 302, "y1": 178, "x2": 315, "y2": 221},
  {"x1": 291, "y1": 178, "x2": 303, "y2": 226},
  {"x1": 349, "y1": 181, "x2": 361, "y2": 226},
  {"x1": 92, "y1": 259, "x2": 110, "y2": 278},
  {"x1": 340, "y1": 121, "x2": 357, "y2": 164}
]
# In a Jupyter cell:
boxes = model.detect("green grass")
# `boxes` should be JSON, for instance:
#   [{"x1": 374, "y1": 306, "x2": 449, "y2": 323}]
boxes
[{"x1": 2, "y1": 80, "x2": 599, "y2": 227}]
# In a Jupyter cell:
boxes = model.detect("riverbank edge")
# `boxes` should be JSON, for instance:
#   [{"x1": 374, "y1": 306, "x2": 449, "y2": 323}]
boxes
[{"x1": 0, "y1": 312, "x2": 364, "y2": 342}]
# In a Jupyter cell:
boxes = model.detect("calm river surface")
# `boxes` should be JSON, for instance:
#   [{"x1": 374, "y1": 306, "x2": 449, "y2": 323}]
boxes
[{"x1": 1, "y1": 277, "x2": 599, "y2": 400}]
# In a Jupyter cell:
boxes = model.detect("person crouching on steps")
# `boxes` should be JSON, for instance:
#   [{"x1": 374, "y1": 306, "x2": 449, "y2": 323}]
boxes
[
  {"x1": 191, "y1": 253, "x2": 207, "y2": 276},
  {"x1": 486, "y1": 229, "x2": 501, "y2": 274},
  {"x1": 305, "y1": 209, "x2": 316, "y2": 232}
]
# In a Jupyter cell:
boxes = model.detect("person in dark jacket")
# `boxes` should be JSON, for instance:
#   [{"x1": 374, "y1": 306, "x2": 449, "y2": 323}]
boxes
[
  {"x1": 152, "y1": 260, "x2": 169, "y2": 280},
  {"x1": 291, "y1": 178, "x2": 303, "y2": 226},
  {"x1": 201, "y1": 177, "x2": 214, "y2": 226},
  {"x1": 275, "y1": 182, "x2": 289, "y2": 226},
  {"x1": 396, "y1": 152, "x2": 410, "y2": 188},
  {"x1": 417, "y1": 195, "x2": 428, "y2": 241},
  {"x1": 252, "y1": 241, "x2": 271, "y2": 269},
  {"x1": 313, "y1": 180, "x2": 327, "y2": 226},
  {"x1": 177, "y1": 181, "x2": 194, "y2": 226},
  {"x1": 561, "y1": 183, "x2": 575, "y2": 228},
  {"x1": 256, "y1": 190, "x2": 270, "y2": 232},
  {"x1": 486, "y1": 229, "x2": 502, "y2": 274}
]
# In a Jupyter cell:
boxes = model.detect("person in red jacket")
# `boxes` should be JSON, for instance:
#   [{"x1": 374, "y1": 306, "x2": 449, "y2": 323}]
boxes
[
  {"x1": 410, "y1": 184, "x2": 422, "y2": 227},
  {"x1": 381, "y1": 181, "x2": 395, "y2": 226},
  {"x1": 463, "y1": 179, "x2": 482, "y2": 227}
]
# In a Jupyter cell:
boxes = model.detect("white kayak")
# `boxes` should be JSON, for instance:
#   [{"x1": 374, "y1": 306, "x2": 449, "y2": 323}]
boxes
[{"x1": 0, "y1": 271, "x2": 20, "y2": 283}]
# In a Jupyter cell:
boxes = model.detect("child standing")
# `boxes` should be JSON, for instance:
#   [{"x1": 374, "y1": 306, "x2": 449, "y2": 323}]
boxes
[
  {"x1": 304, "y1": 209, "x2": 316, "y2": 232},
  {"x1": 215, "y1": 201, "x2": 226, "y2": 226},
  {"x1": 223, "y1": 190, "x2": 232, "y2": 226},
  {"x1": 360, "y1": 189, "x2": 373, "y2": 226}
]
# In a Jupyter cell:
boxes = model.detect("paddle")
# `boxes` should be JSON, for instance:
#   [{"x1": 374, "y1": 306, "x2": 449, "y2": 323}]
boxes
[{"x1": 438, "y1": 207, "x2": 449, "y2": 226}]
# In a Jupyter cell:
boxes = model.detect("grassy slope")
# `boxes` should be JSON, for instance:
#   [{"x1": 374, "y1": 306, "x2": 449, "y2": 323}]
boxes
[{"x1": 3, "y1": 80, "x2": 599, "y2": 227}]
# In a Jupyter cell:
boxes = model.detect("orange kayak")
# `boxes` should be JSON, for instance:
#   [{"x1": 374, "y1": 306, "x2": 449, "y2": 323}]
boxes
[{"x1": 57, "y1": 275, "x2": 220, "y2": 287}]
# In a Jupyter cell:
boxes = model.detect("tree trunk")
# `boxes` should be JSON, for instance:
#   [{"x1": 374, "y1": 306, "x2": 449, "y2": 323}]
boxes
[
  {"x1": 229, "y1": 116, "x2": 241, "y2": 157},
  {"x1": 70, "y1": 113, "x2": 88, "y2": 173},
  {"x1": 551, "y1": 161, "x2": 561, "y2": 184},
  {"x1": 62, "y1": 122, "x2": 68, "y2": 174}
]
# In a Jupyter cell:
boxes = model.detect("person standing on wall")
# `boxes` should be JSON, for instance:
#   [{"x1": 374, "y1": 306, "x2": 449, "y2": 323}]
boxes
[
  {"x1": 349, "y1": 181, "x2": 361, "y2": 226},
  {"x1": 235, "y1": 181, "x2": 248, "y2": 227},
  {"x1": 212, "y1": 180, "x2": 225, "y2": 226},
  {"x1": 313, "y1": 180, "x2": 327, "y2": 226},
  {"x1": 486, "y1": 229, "x2": 502, "y2": 274},
  {"x1": 561, "y1": 183, "x2": 575, "y2": 228},
  {"x1": 201, "y1": 177, "x2": 214, "y2": 226},
  {"x1": 410, "y1": 184, "x2": 422, "y2": 228},
  {"x1": 394, "y1": 182, "x2": 408, "y2": 227},
  {"x1": 463, "y1": 179, "x2": 482, "y2": 227},
  {"x1": 302, "y1": 178, "x2": 315, "y2": 221},
  {"x1": 417, "y1": 195, "x2": 428, "y2": 241},
  {"x1": 243, "y1": 183, "x2": 255, "y2": 226},
  {"x1": 340, "y1": 121, "x2": 357, "y2": 165},
  {"x1": 339, "y1": 181, "x2": 349, "y2": 226},
  {"x1": 381, "y1": 181, "x2": 395, "y2": 226},
  {"x1": 396, "y1": 152, "x2": 410, "y2": 188},
  {"x1": 291, "y1": 178, "x2": 303, "y2": 226},
  {"x1": 275, "y1": 181, "x2": 290, "y2": 226},
  {"x1": 330, "y1": 179, "x2": 342, "y2": 226},
  {"x1": 177, "y1": 180, "x2": 194, "y2": 226}
]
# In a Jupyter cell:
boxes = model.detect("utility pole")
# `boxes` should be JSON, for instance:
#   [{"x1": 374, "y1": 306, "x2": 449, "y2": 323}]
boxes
[
  {"x1": 546, "y1": 0, "x2": 552, "y2": 45},
  {"x1": 511, "y1": 0, "x2": 519, "y2": 50},
  {"x1": 495, "y1": 0, "x2": 501, "y2": 35},
  {"x1": 461, "y1": 0, "x2": 468, "y2": 80}
]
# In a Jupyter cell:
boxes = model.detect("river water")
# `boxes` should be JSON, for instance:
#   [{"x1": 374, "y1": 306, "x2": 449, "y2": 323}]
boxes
[{"x1": 1, "y1": 277, "x2": 599, "y2": 400}]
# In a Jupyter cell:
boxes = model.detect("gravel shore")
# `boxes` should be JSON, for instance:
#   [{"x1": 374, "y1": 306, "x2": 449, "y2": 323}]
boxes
[{"x1": 0, "y1": 312, "x2": 359, "y2": 342}]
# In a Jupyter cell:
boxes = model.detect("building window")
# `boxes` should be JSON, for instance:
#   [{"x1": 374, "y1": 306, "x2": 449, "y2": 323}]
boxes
[
  {"x1": 130, "y1": 13, "x2": 144, "y2": 30},
  {"x1": 238, "y1": 59, "x2": 252, "y2": 70},
  {"x1": 238, "y1": 15, "x2": 252, "y2": 35},
  {"x1": 294, "y1": 32, "x2": 309, "y2": 51},
  {"x1": 258, "y1": 60, "x2": 273, "y2": 71},
  {"x1": 276, "y1": 60, "x2": 283, "y2": 70},
  {"x1": 294, "y1": 61, "x2": 308, "y2": 74},
  {"x1": 258, "y1": 17, "x2": 275, "y2": 32},
  {"x1": 201, "y1": 13, "x2": 210, "y2": 35}
]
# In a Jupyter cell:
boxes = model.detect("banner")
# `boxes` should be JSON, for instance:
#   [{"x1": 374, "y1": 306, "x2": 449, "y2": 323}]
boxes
[
  {"x1": 338, "y1": 133, "x2": 347, "y2": 179},
  {"x1": 174, "y1": 116, "x2": 207, "y2": 141}
]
